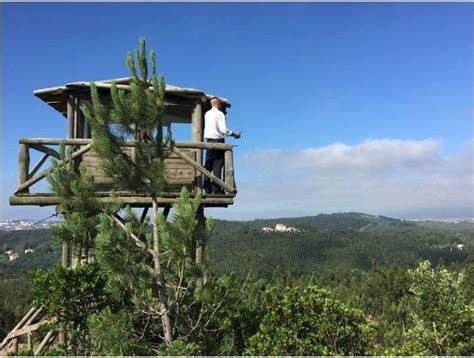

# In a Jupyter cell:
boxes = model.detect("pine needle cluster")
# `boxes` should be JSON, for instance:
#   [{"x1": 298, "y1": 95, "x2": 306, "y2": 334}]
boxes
[
  {"x1": 81, "y1": 37, "x2": 170, "y2": 195},
  {"x1": 47, "y1": 144, "x2": 102, "y2": 260}
]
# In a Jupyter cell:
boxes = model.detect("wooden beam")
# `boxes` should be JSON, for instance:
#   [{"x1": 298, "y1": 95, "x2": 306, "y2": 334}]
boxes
[
  {"x1": 29, "y1": 144, "x2": 60, "y2": 159},
  {"x1": 140, "y1": 207, "x2": 149, "y2": 223},
  {"x1": 10, "y1": 194, "x2": 233, "y2": 207},
  {"x1": 171, "y1": 146, "x2": 235, "y2": 194},
  {"x1": 18, "y1": 144, "x2": 30, "y2": 193},
  {"x1": 19, "y1": 138, "x2": 233, "y2": 150},
  {"x1": 24, "y1": 306, "x2": 43, "y2": 327},
  {"x1": 35, "y1": 330, "x2": 56, "y2": 356},
  {"x1": 224, "y1": 149, "x2": 235, "y2": 190},
  {"x1": 6, "y1": 319, "x2": 51, "y2": 340},
  {"x1": 163, "y1": 205, "x2": 171, "y2": 220},
  {"x1": 28, "y1": 154, "x2": 50, "y2": 179},
  {"x1": 14, "y1": 144, "x2": 92, "y2": 194},
  {"x1": 11, "y1": 307, "x2": 36, "y2": 333},
  {"x1": 0, "y1": 306, "x2": 47, "y2": 348}
]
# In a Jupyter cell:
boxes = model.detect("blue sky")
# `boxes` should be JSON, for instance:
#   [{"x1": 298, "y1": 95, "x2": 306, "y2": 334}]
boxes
[{"x1": 1, "y1": 3, "x2": 473, "y2": 220}]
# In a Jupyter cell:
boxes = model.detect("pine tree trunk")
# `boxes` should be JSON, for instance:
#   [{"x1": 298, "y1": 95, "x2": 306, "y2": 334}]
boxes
[{"x1": 152, "y1": 198, "x2": 173, "y2": 344}]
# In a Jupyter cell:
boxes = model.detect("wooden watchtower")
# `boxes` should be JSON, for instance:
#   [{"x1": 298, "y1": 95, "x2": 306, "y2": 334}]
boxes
[
  {"x1": 2, "y1": 78, "x2": 237, "y2": 354},
  {"x1": 9, "y1": 77, "x2": 237, "y2": 208}
]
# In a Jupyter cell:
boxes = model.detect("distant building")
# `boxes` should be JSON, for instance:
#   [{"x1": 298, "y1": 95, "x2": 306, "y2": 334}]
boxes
[
  {"x1": 456, "y1": 244, "x2": 464, "y2": 250},
  {"x1": 262, "y1": 223, "x2": 300, "y2": 233},
  {"x1": 275, "y1": 223, "x2": 287, "y2": 232},
  {"x1": 24, "y1": 248, "x2": 35, "y2": 254},
  {"x1": 8, "y1": 251, "x2": 19, "y2": 261}
]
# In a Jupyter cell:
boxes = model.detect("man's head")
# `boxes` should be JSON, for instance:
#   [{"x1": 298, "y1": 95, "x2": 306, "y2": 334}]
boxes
[{"x1": 210, "y1": 97, "x2": 221, "y2": 109}]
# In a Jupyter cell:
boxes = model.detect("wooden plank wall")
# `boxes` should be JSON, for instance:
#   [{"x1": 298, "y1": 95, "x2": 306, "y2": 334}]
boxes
[{"x1": 81, "y1": 146, "x2": 196, "y2": 193}]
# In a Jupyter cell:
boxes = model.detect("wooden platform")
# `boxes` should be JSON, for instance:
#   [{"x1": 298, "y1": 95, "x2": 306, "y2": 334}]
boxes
[
  {"x1": 10, "y1": 193, "x2": 234, "y2": 207},
  {"x1": 11, "y1": 138, "x2": 236, "y2": 208}
]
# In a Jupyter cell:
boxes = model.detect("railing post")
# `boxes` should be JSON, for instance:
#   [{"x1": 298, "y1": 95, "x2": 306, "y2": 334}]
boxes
[
  {"x1": 18, "y1": 144, "x2": 30, "y2": 193},
  {"x1": 191, "y1": 101, "x2": 203, "y2": 194},
  {"x1": 67, "y1": 94, "x2": 75, "y2": 140},
  {"x1": 224, "y1": 149, "x2": 235, "y2": 191}
]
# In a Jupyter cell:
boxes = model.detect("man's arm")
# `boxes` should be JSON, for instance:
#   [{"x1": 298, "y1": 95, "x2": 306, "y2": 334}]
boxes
[{"x1": 216, "y1": 112, "x2": 233, "y2": 137}]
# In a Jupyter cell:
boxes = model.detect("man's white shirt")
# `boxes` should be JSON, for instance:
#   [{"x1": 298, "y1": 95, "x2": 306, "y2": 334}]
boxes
[{"x1": 204, "y1": 107, "x2": 232, "y2": 139}]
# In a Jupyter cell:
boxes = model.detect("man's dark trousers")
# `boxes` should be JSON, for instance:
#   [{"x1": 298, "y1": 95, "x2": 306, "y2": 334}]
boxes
[{"x1": 204, "y1": 138, "x2": 225, "y2": 194}]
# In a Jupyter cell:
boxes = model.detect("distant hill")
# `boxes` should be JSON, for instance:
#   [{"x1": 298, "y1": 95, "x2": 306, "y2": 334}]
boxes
[
  {"x1": 211, "y1": 213, "x2": 473, "y2": 278},
  {"x1": 1, "y1": 213, "x2": 472, "y2": 277},
  {"x1": 226, "y1": 212, "x2": 416, "y2": 232}
]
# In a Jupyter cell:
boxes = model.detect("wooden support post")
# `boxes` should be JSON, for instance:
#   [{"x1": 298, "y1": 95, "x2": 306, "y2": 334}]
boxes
[
  {"x1": 191, "y1": 102, "x2": 203, "y2": 194},
  {"x1": 224, "y1": 149, "x2": 235, "y2": 191},
  {"x1": 58, "y1": 240, "x2": 69, "y2": 346},
  {"x1": 73, "y1": 244, "x2": 82, "y2": 268},
  {"x1": 59, "y1": 240, "x2": 69, "y2": 345},
  {"x1": 67, "y1": 95, "x2": 75, "y2": 140},
  {"x1": 195, "y1": 206, "x2": 205, "y2": 288},
  {"x1": 27, "y1": 332, "x2": 33, "y2": 351},
  {"x1": 18, "y1": 144, "x2": 30, "y2": 193},
  {"x1": 74, "y1": 95, "x2": 81, "y2": 139}
]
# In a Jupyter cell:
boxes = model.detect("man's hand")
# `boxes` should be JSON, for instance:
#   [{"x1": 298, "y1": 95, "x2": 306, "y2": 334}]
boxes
[{"x1": 231, "y1": 131, "x2": 241, "y2": 139}]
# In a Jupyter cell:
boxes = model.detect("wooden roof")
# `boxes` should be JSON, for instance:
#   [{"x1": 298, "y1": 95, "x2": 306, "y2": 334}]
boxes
[{"x1": 34, "y1": 77, "x2": 231, "y2": 123}]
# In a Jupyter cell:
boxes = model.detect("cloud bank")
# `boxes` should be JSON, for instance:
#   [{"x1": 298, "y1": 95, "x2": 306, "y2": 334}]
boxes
[{"x1": 211, "y1": 138, "x2": 474, "y2": 220}]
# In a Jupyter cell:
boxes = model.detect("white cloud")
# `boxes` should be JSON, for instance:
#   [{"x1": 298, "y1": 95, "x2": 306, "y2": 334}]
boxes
[{"x1": 217, "y1": 138, "x2": 474, "y2": 219}]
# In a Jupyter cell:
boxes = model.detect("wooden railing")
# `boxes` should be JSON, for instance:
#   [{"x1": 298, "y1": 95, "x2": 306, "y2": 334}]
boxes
[
  {"x1": 0, "y1": 306, "x2": 56, "y2": 355},
  {"x1": 12, "y1": 138, "x2": 236, "y2": 205}
]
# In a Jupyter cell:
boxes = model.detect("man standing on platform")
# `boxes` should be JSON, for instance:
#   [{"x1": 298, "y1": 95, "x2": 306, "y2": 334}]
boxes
[{"x1": 203, "y1": 97, "x2": 241, "y2": 194}]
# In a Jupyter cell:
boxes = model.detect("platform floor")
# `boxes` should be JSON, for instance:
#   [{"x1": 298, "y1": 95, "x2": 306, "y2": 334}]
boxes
[{"x1": 10, "y1": 192, "x2": 234, "y2": 207}]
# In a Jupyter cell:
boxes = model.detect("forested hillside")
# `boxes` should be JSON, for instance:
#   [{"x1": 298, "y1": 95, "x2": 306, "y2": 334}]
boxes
[
  {"x1": 1, "y1": 213, "x2": 473, "y2": 353},
  {"x1": 211, "y1": 213, "x2": 472, "y2": 278}
]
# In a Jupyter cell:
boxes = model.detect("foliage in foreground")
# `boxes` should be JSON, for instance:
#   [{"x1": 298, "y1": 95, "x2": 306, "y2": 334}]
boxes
[
  {"x1": 394, "y1": 261, "x2": 474, "y2": 355},
  {"x1": 245, "y1": 285, "x2": 373, "y2": 355}
]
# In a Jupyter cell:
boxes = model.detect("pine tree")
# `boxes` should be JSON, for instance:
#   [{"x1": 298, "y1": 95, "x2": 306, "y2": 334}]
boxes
[
  {"x1": 81, "y1": 37, "x2": 174, "y2": 343},
  {"x1": 47, "y1": 144, "x2": 102, "y2": 266},
  {"x1": 31, "y1": 145, "x2": 107, "y2": 354}
]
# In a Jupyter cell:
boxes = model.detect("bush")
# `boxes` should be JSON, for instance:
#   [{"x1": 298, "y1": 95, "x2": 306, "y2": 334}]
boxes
[{"x1": 245, "y1": 284, "x2": 373, "y2": 355}]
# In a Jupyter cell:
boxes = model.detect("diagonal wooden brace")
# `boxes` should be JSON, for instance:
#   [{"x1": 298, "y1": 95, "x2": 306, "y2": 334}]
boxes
[
  {"x1": 15, "y1": 143, "x2": 92, "y2": 194},
  {"x1": 171, "y1": 146, "x2": 235, "y2": 194}
]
